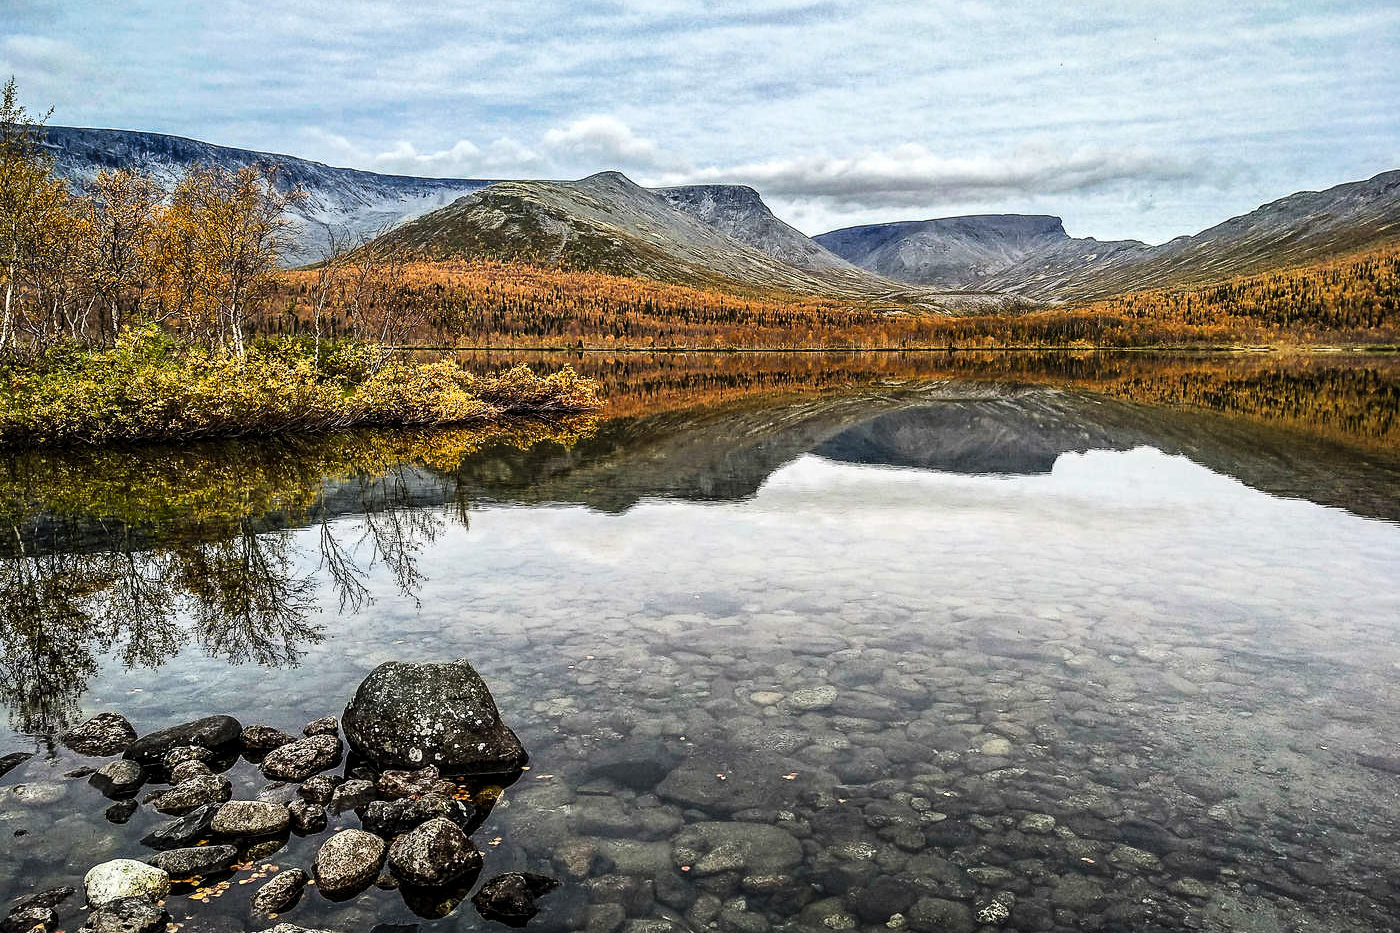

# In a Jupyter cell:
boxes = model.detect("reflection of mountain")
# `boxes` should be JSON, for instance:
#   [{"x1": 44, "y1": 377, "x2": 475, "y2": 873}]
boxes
[
  {"x1": 812, "y1": 397, "x2": 1134, "y2": 475},
  {"x1": 441, "y1": 389, "x2": 1400, "y2": 525}
]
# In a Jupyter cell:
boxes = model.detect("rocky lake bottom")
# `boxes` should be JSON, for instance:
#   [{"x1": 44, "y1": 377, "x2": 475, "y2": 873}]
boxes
[{"x1": 1, "y1": 356, "x2": 1399, "y2": 933}]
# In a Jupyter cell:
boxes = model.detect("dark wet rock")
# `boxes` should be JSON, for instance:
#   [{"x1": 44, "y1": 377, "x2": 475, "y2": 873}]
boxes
[
  {"x1": 387, "y1": 816, "x2": 483, "y2": 887},
  {"x1": 124, "y1": 715, "x2": 241, "y2": 766},
  {"x1": 299, "y1": 774, "x2": 342, "y2": 804},
  {"x1": 342, "y1": 660, "x2": 527, "y2": 776},
  {"x1": 907, "y1": 897, "x2": 974, "y2": 933},
  {"x1": 472, "y1": 872, "x2": 560, "y2": 927},
  {"x1": 7, "y1": 887, "x2": 75, "y2": 915},
  {"x1": 303, "y1": 716, "x2": 339, "y2": 736},
  {"x1": 62, "y1": 713, "x2": 138, "y2": 757},
  {"x1": 0, "y1": 752, "x2": 33, "y2": 779},
  {"x1": 329, "y1": 777, "x2": 375, "y2": 812},
  {"x1": 265, "y1": 925, "x2": 346, "y2": 933},
  {"x1": 252, "y1": 868, "x2": 309, "y2": 913},
  {"x1": 91, "y1": 760, "x2": 145, "y2": 798},
  {"x1": 105, "y1": 799, "x2": 139, "y2": 824},
  {"x1": 260, "y1": 733, "x2": 343, "y2": 782},
  {"x1": 289, "y1": 799, "x2": 328, "y2": 833},
  {"x1": 378, "y1": 764, "x2": 454, "y2": 800},
  {"x1": 78, "y1": 896, "x2": 169, "y2": 933},
  {"x1": 3, "y1": 906, "x2": 54, "y2": 933},
  {"x1": 83, "y1": 860, "x2": 171, "y2": 907},
  {"x1": 211, "y1": 800, "x2": 291, "y2": 836},
  {"x1": 148, "y1": 773, "x2": 232, "y2": 815},
  {"x1": 146, "y1": 845, "x2": 239, "y2": 877},
  {"x1": 141, "y1": 802, "x2": 221, "y2": 849},
  {"x1": 241, "y1": 724, "x2": 297, "y2": 754},
  {"x1": 313, "y1": 829, "x2": 386, "y2": 899},
  {"x1": 361, "y1": 791, "x2": 480, "y2": 838}
]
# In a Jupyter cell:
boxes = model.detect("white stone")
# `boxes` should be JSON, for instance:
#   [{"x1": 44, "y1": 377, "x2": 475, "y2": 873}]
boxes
[{"x1": 84, "y1": 859, "x2": 170, "y2": 907}]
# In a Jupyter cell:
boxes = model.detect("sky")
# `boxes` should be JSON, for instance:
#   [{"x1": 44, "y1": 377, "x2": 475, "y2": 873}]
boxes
[{"x1": 2, "y1": 0, "x2": 1398, "y2": 243}]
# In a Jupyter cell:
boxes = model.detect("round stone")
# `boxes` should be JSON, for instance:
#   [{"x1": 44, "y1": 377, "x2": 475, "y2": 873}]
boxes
[{"x1": 84, "y1": 859, "x2": 171, "y2": 907}]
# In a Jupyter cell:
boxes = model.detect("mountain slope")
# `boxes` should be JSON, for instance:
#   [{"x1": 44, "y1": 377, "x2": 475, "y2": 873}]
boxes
[
  {"x1": 37, "y1": 125, "x2": 496, "y2": 264},
  {"x1": 818, "y1": 171, "x2": 1400, "y2": 301},
  {"x1": 815, "y1": 215, "x2": 1145, "y2": 291},
  {"x1": 377, "y1": 171, "x2": 1022, "y2": 310},
  {"x1": 656, "y1": 184, "x2": 863, "y2": 275}
]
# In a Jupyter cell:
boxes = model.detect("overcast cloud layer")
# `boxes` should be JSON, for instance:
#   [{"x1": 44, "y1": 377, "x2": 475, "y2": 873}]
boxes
[{"x1": 3, "y1": 0, "x2": 1397, "y2": 242}]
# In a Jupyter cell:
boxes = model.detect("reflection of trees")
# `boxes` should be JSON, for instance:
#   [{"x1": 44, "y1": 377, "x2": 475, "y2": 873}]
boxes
[{"x1": 0, "y1": 420, "x2": 593, "y2": 736}]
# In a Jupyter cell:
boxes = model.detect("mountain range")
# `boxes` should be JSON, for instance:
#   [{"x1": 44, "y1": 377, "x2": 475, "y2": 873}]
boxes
[{"x1": 36, "y1": 124, "x2": 1400, "y2": 306}]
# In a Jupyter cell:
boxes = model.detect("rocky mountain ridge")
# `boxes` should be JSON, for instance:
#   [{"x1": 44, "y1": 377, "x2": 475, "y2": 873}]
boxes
[{"x1": 817, "y1": 171, "x2": 1400, "y2": 300}]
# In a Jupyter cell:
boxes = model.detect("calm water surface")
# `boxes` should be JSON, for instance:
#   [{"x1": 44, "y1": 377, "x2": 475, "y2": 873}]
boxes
[{"x1": 2, "y1": 353, "x2": 1399, "y2": 933}]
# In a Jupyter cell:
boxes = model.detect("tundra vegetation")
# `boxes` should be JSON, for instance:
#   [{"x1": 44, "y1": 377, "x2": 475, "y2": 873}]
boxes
[{"x1": 0, "y1": 80, "x2": 599, "y2": 446}]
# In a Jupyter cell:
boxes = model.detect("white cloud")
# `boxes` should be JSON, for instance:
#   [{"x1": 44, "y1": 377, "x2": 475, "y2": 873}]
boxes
[
  {"x1": 540, "y1": 115, "x2": 676, "y2": 171},
  {"x1": 669, "y1": 144, "x2": 1208, "y2": 210}
]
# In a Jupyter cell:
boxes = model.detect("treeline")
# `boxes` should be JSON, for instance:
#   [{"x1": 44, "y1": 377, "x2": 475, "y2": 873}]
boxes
[
  {"x1": 273, "y1": 246, "x2": 1400, "y2": 350},
  {"x1": 0, "y1": 80, "x2": 310, "y2": 354}
]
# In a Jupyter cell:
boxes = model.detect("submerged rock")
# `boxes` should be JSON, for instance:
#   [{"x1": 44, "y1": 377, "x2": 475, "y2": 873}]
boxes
[
  {"x1": 387, "y1": 817, "x2": 482, "y2": 887},
  {"x1": 260, "y1": 734, "x2": 343, "y2": 782},
  {"x1": 342, "y1": 660, "x2": 527, "y2": 776},
  {"x1": 313, "y1": 829, "x2": 386, "y2": 899},
  {"x1": 0, "y1": 751, "x2": 32, "y2": 779},
  {"x1": 61, "y1": 713, "x2": 138, "y2": 757},
  {"x1": 124, "y1": 716, "x2": 242, "y2": 766},
  {"x1": 78, "y1": 896, "x2": 169, "y2": 933},
  {"x1": 472, "y1": 873, "x2": 559, "y2": 927},
  {"x1": 251, "y1": 868, "x2": 309, "y2": 913},
  {"x1": 83, "y1": 860, "x2": 170, "y2": 907}
]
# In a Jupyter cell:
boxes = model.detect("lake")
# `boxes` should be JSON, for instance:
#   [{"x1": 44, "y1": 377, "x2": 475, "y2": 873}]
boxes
[{"x1": 2, "y1": 351, "x2": 1399, "y2": 933}]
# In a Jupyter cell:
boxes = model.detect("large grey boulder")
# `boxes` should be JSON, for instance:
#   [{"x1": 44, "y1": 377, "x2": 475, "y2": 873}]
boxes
[{"x1": 341, "y1": 660, "x2": 526, "y2": 776}]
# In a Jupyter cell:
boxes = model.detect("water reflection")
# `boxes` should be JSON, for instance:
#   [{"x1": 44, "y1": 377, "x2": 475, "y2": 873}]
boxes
[
  {"x1": 3, "y1": 354, "x2": 1399, "y2": 738},
  {"x1": 0, "y1": 423, "x2": 592, "y2": 735}
]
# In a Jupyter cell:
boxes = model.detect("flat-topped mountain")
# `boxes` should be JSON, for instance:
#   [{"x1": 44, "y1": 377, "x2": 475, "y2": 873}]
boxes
[
  {"x1": 818, "y1": 171, "x2": 1400, "y2": 300},
  {"x1": 36, "y1": 125, "x2": 495, "y2": 264},
  {"x1": 814, "y1": 214, "x2": 1144, "y2": 293}
]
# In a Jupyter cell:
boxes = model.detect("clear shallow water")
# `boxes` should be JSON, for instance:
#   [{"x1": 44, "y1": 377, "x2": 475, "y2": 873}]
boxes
[{"x1": 3, "y1": 361, "x2": 1400, "y2": 933}]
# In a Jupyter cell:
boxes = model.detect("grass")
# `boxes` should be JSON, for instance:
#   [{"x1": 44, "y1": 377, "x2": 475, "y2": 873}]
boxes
[{"x1": 0, "y1": 328, "x2": 602, "y2": 447}]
